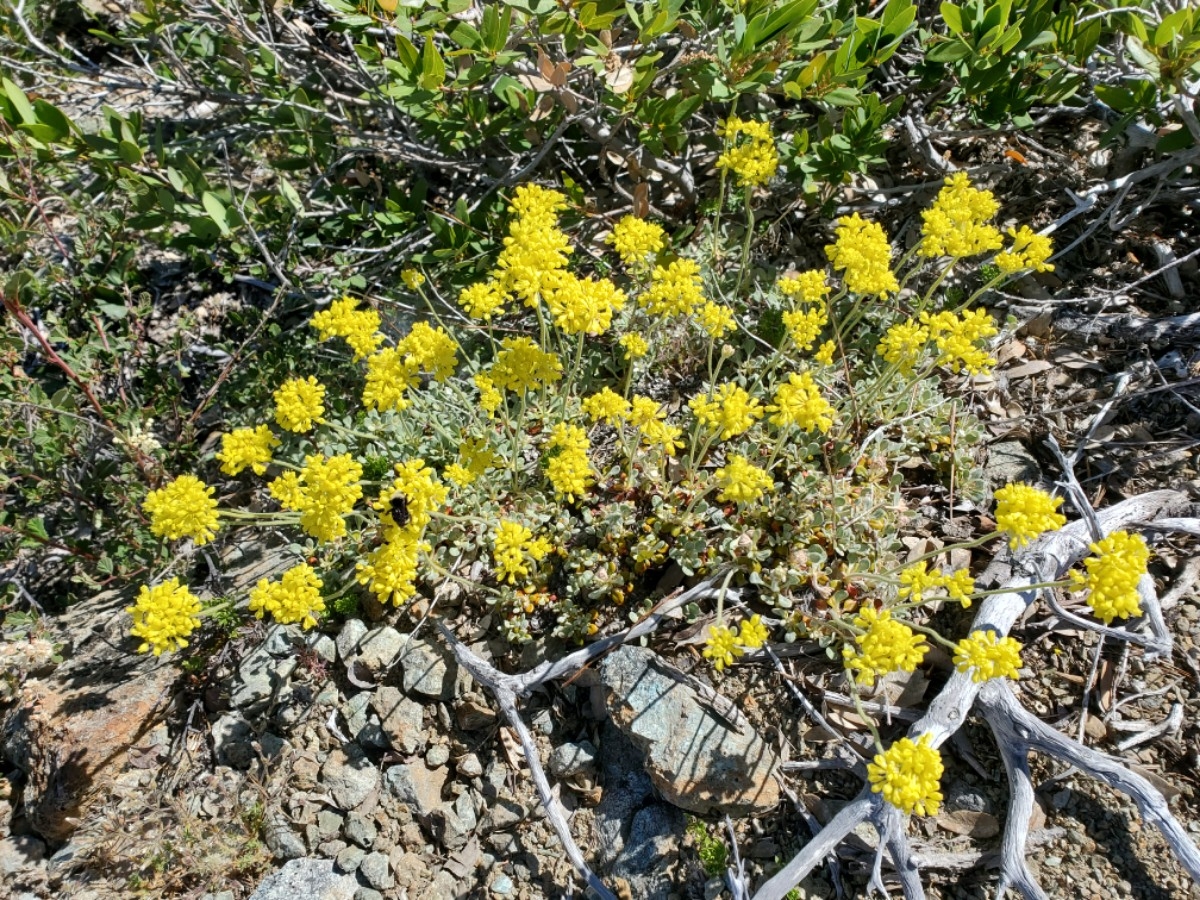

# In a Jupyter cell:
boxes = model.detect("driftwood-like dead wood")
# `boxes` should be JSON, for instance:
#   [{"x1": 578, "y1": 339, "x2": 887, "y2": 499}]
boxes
[
  {"x1": 753, "y1": 489, "x2": 1195, "y2": 900},
  {"x1": 1053, "y1": 310, "x2": 1200, "y2": 346}
]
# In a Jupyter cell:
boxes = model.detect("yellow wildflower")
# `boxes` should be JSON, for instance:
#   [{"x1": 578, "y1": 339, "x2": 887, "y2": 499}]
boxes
[
  {"x1": 217, "y1": 424, "x2": 279, "y2": 476},
  {"x1": 953, "y1": 630, "x2": 1022, "y2": 682},
  {"x1": 766, "y1": 372, "x2": 834, "y2": 433},
  {"x1": 993, "y1": 483, "x2": 1066, "y2": 549},
  {"x1": 357, "y1": 528, "x2": 426, "y2": 606},
  {"x1": 877, "y1": 320, "x2": 929, "y2": 373},
  {"x1": 715, "y1": 117, "x2": 779, "y2": 188},
  {"x1": 918, "y1": 173, "x2": 1003, "y2": 259},
  {"x1": 1071, "y1": 530, "x2": 1150, "y2": 624},
  {"x1": 715, "y1": 454, "x2": 773, "y2": 504},
  {"x1": 380, "y1": 459, "x2": 448, "y2": 532},
  {"x1": 274, "y1": 376, "x2": 326, "y2": 433},
  {"x1": 401, "y1": 268, "x2": 425, "y2": 289},
  {"x1": 607, "y1": 215, "x2": 665, "y2": 268},
  {"x1": 582, "y1": 388, "x2": 632, "y2": 425},
  {"x1": 814, "y1": 340, "x2": 837, "y2": 366},
  {"x1": 782, "y1": 307, "x2": 828, "y2": 352},
  {"x1": 620, "y1": 333, "x2": 649, "y2": 360},
  {"x1": 363, "y1": 348, "x2": 420, "y2": 412},
  {"x1": 843, "y1": 607, "x2": 928, "y2": 687},
  {"x1": 690, "y1": 383, "x2": 764, "y2": 440},
  {"x1": 143, "y1": 474, "x2": 220, "y2": 545},
  {"x1": 490, "y1": 337, "x2": 563, "y2": 393},
  {"x1": 310, "y1": 297, "x2": 383, "y2": 360},
  {"x1": 127, "y1": 578, "x2": 202, "y2": 655},
  {"x1": 492, "y1": 520, "x2": 551, "y2": 585},
  {"x1": 703, "y1": 622, "x2": 744, "y2": 671},
  {"x1": 248, "y1": 563, "x2": 325, "y2": 630},
  {"x1": 475, "y1": 373, "x2": 503, "y2": 416},
  {"x1": 545, "y1": 423, "x2": 594, "y2": 502},
  {"x1": 640, "y1": 258, "x2": 705, "y2": 317},
  {"x1": 546, "y1": 275, "x2": 627, "y2": 335},
  {"x1": 458, "y1": 281, "x2": 507, "y2": 321},
  {"x1": 738, "y1": 614, "x2": 770, "y2": 650},
  {"x1": 995, "y1": 225, "x2": 1055, "y2": 273},
  {"x1": 697, "y1": 302, "x2": 737, "y2": 339},
  {"x1": 397, "y1": 321, "x2": 458, "y2": 382},
  {"x1": 778, "y1": 270, "x2": 831, "y2": 305},
  {"x1": 825, "y1": 214, "x2": 899, "y2": 298},
  {"x1": 868, "y1": 734, "x2": 943, "y2": 816}
]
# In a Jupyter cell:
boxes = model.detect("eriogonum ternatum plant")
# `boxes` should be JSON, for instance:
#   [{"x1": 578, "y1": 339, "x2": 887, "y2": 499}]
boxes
[{"x1": 130, "y1": 148, "x2": 1154, "y2": 814}]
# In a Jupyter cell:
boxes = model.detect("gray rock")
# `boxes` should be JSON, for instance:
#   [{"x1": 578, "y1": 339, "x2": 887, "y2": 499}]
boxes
[
  {"x1": 351, "y1": 626, "x2": 405, "y2": 677},
  {"x1": 265, "y1": 624, "x2": 299, "y2": 656},
  {"x1": 549, "y1": 741, "x2": 598, "y2": 778},
  {"x1": 336, "y1": 619, "x2": 369, "y2": 662},
  {"x1": 592, "y1": 721, "x2": 653, "y2": 869},
  {"x1": 491, "y1": 874, "x2": 514, "y2": 896},
  {"x1": 600, "y1": 645, "x2": 780, "y2": 816},
  {"x1": 612, "y1": 804, "x2": 685, "y2": 900},
  {"x1": 481, "y1": 798, "x2": 525, "y2": 833},
  {"x1": 426, "y1": 743, "x2": 450, "y2": 768},
  {"x1": 371, "y1": 687, "x2": 426, "y2": 755},
  {"x1": 358, "y1": 851, "x2": 393, "y2": 890},
  {"x1": 335, "y1": 844, "x2": 365, "y2": 873},
  {"x1": 264, "y1": 813, "x2": 306, "y2": 861},
  {"x1": 433, "y1": 792, "x2": 477, "y2": 850},
  {"x1": 231, "y1": 641, "x2": 298, "y2": 712},
  {"x1": 341, "y1": 694, "x2": 389, "y2": 750},
  {"x1": 384, "y1": 763, "x2": 447, "y2": 819},
  {"x1": 307, "y1": 631, "x2": 338, "y2": 664},
  {"x1": 457, "y1": 753, "x2": 483, "y2": 779},
  {"x1": 0, "y1": 834, "x2": 46, "y2": 876},
  {"x1": 275, "y1": 684, "x2": 315, "y2": 730},
  {"x1": 317, "y1": 810, "x2": 345, "y2": 840},
  {"x1": 212, "y1": 712, "x2": 255, "y2": 769},
  {"x1": 983, "y1": 440, "x2": 1041, "y2": 489},
  {"x1": 353, "y1": 890, "x2": 384, "y2": 900},
  {"x1": 344, "y1": 812, "x2": 377, "y2": 849},
  {"x1": 398, "y1": 638, "x2": 460, "y2": 700},
  {"x1": 248, "y1": 858, "x2": 357, "y2": 900},
  {"x1": 321, "y1": 748, "x2": 380, "y2": 810}
]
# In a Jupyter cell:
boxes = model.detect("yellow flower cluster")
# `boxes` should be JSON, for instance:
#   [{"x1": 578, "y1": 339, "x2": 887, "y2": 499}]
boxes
[
  {"x1": 923, "y1": 308, "x2": 998, "y2": 375},
  {"x1": 698, "y1": 302, "x2": 736, "y2": 339},
  {"x1": 620, "y1": 333, "x2": 649, "y2": 360},
  {"x1": 715, "y1": 454, "x2": 773, "y2": 504},
  {"x1": 953, "y1": 630, "x2": 1022, "y2": 682},
  {"x1": 397, "y1": 322, "x2": 458, "y2": 382},
  {"x1": 898, "y1": 562, "x2": 975, "y2": 607},
  {"x1": 782, "y1": 306, "x2": 828, "y2": 352},
  {"x1": 381, "y1": 459, "x2": 448, "y2": 532},
  {"x1": 475, "y1": 373, "x2": 503, "y2": 416},
  {"x1": 545, "y1": 423, "x2": 594, "y2": 501},
  {"x1": 217, "y1": 424, "x2": 279, "y2": 476},
  {"x1": 918, "y1": 173, "x2": 1002, "y2": 259},
  {"x1": 459, "y1": 281, "x2": 507, "y2": 320},
  {"x1": 629, "y1": 396, "x2": 683, "y2": 456},
  {"x1": 545, "y1": 274, "x2": 627, "y2": 335},
  {"x1": 310, "y1": 297, "x2": 382, "y2": 360},
  {"x1": 493, "y1": 520, "x2": 552, "y2": 584},
  {"x1": 127, "y1": 578, "x2": 202, "y2": 655},
  {"x1": 843, "y1": 607, "x2": 928, "y2": 687},
  {"x1": 993, "y1": 483, "x2": 1066, "y2": 549},
  {"x1": 825, "y1": 214, "x2": 898, "y2": 298},
  {"x1": 715, "y1": 117, "x2": 779, "y2": 188},
  {"x1": 868, "y1": 734, "x2": 943, "y2": 816},
  {"x1": 274, "y1": 376, "x2": 326, "y2": 433},
  {"x1": 444, "y1": 438, "x2": 498, "y2": 487},
  {"x1": 363, "y1": 348, "x2": 420, "y2": 412},
  {"x1": 814, "y1": 340, "x2": 836, "y2": 366},
  {"x1": 143, "y1": 474, "x2": 220, "y2": 546},
  {"x1": 607, "y1": 215, "x2": 665, "y2": 268},
  {"x1": 494, "y1": 185, "x2": 572, "y2": 307},
  {"x1": 582, "y1": 388, "x2": 631, "y2": 425},
  {"x1": 877, "y1": 319, "x2": 928, "y2": 372},
  {"x1": 1071, "y1": 530, "x2": 1150, "y2": 624},
  {"x1": 767, "y1": 372, "x2": 833, "y2": 433},
  {"x1": 490, "y1": 336, "x2": 563, "y2": 393},
  {"x1": 778, "y1": 270, "x2": 830, "y2": 304},
  {"x1": 995, "y1": 225, "x2": 1054, "y2": 273},
  {"x1": 401, "y1": 268, "x2": 425, "y2": 289},
  {"x1": 690, "y1": 382, "x2": 764, "y2": 440},
  {"x1": 248, "y1": 563, "x2": 325, "y2": 630},
  {"x1": 640, "y1": 258, "x2": 706, "y2": 317},
  {"x1": 701, "y1": 615, "x2": 769, "y2": 672},
  {"x1": 270, "y1": 453, "x2": 363, "y2": 542},
  {"x1": 357, "y1": 528, "x2": 426, "y2": 606}
]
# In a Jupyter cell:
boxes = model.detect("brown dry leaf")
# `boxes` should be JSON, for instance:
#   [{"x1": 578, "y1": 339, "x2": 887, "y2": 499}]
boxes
[
  {"x1": 537, "y1": 46, "x2": 554, "y2": 80},
  {"x1": 995, "y1": 340, "x2": 1027, "y2": 366},
  {"x1": 1049, "y1": 348, "x2": 1102, "y2": 370},
  {"x1": 551, "y1": 61, "x2": 571, "y2": 88},
  {"x1": 498, "y1": 726, "x2": 524, "y2": 772},
  {"x1": 605, "y1": 64, "x2": 635, "y2": 93},
  {"x1": 1005, "y1": 359, "x2": 1054, "y2": 379},
  {"x1": 1097, "y1": 656, "x2": 1118, "y2": 711},
  {"x1": 517, "y1": 72, "x2": 554, "y2": 93},
  {"x1": 530, "y1": 93, "x2": 555, "y2": 122},
  {"x1": 633, "y1": 183, "x2": 650, "y2": 218},
  {"x1": 937, "y1": 810, "x2": 1000, "y2": 838}
]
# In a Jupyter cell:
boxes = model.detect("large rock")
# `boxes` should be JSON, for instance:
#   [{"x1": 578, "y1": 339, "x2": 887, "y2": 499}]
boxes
[
  {"x1": 369, "y1": 686, "x2": 425, "y2": 755},
  {"x1": 350, "y1": 626, "x2": 404, "y2": 678},
  {"x1": 384, "y1": 763, "x2": 447, "y2": 819},
  {"x1": 321, "y1": 748, "x2": 379, "y2": 810},
  {"x1": 599, "y1": 646, "x2": 780, "y2": 816},
  {"x1": 397, "y1": 637, "x2": 459, "y2": 700},
  {"x1": 231, "y1": 637, "x2": 297, "y2": 712},
  {"x1": 0, "y1": 590, "x2": 179, "y2": 842},
  {"x1": 248, "y1": 857, "x2": 357, "y2": 900}
]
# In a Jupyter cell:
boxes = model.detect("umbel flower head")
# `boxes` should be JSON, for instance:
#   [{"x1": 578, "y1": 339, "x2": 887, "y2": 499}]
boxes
[
  {"x1": 607, "y1": 215, "x2": 665, "y2": 268},
  {"x1": 274, "y1": 375, "x2": 326, "y2": 433},
  {"x1": 714, "y1": 454, "x2": 773, "y2": 505},
  {"x1": 995, "y1": 225, "x2": 1054, "y2": 273},
  {"x1": 767, "y1": 372, "x2": 834, "y2": 433},
  {"x1": 310, "y1": 296, "x2": 382, "y2": 360},
  {"x1": 877, "y1": 319, "x2": 929, "y2": 373},
  {"x1": 248, "y1": 563, "x2": 325, "y2": 630},
  {"x1": 1071, "y1": 530, "x2": 1150, "y2": 624},
  {"x1": 953, "y1": 630, "x2": 1022, "y2": 682},
  {"x1": 993, "y1": 483, "x2": 1066, "y2": 549},
  {"x1": 703, "y1": 622, "x2": 744, "y2": 671},
  {"x1": 715, "y1": 117, "x2": 779, "y2": 188},
  {"x1": 493, "y1": 520, "x2": 552, "y2": 585},
  {"x1": 843, "y1": 607, "x2": 928, "y2": 687},
  {"x1": 127, "y1": 578, "x2": 202, "y2": 655},
  {"x1": 358, "y1": 528, "x2": 426, "y2": 606},
  {"x1": 216, "y1": 424, "x2": 279, "y2": 476},
  {"x1": 918, "y1": 172, "x2": 1002, "y2": 259},
  {"x1": 143, "y1": 474, "x2": 220, "y2": 545},
  {"x1": 825, "y1": 213, "x2": 899, "y2": 298},
  {"x1": 640, "y1": 258, "x2": 706, "y2": 317},
  {"x1": 868, "y1": 734, "x2": 944, "y2": 816},
  {"x1": 544, "y1": 423, "x2": 594, "y2": 502},
  {"x1": 270, "y1": 453, "x2": 363, "y2": 542},
  {"x1": 690, "y1": 382, "x2": 764, "y2": 440}
]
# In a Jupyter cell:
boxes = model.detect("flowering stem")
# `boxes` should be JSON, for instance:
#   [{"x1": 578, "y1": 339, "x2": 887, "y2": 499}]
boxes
[
  {"x1": 916, "y1": 259, "x2": 956, "y2": 316},
  {"x1": 955, "y1": 271, "x2": 1007, "y2": 313},
  {"x1": 734, "y1": 186, "x2": 755, "y2": 297}
]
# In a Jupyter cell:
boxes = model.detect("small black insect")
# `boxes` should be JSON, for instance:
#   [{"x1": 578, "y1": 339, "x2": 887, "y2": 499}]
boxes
[{"x1": 389, "y1": 491, "x2": 411, "y2": 527}]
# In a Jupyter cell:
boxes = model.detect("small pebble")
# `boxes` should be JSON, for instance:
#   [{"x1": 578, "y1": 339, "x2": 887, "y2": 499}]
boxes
[
  {"x1": 427, "y1": 744, "x2": 451, "y2": 768},
  {"x1": 492, "y1": 874, "x2": 514, "y2": 896}
]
